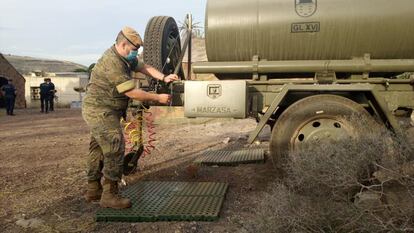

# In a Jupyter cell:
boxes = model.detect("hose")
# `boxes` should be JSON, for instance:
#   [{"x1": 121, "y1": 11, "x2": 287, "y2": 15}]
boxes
[{"x1": 121, "y1": 105, "x2": 156, "y2": 157}]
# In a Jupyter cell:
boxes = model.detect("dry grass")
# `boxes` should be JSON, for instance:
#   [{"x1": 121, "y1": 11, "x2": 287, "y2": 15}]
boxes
[{"x1": 240, "y1": 117, "x2": 414, "y2": 232}]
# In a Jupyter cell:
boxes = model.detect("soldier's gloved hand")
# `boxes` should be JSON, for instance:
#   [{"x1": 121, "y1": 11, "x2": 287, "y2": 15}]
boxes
[
  {"x1": 163, "y1": 74, "x2": 179, "y2": 83},
  {"x1": 157, "y1": 94, "x2": 171, "y2": 104}
]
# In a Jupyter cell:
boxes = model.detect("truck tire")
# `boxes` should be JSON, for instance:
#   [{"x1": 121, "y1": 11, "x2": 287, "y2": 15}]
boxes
[
  {"x1": 143, "y1": 16, "x2": 184, "y2": 92},
  {"x1": 270, "y1": 94, "x2": 379, "y2": 167}
]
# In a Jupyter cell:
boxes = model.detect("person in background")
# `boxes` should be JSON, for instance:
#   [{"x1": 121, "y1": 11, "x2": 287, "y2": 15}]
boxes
[
  {"x1": 1, "y1": 79, "x2": 16, "y2": 116},
  {"x1": 48, "y1": 79, "x2": 56, "y2": 111},
  {"x1": 40, "y1": 78, "x2": 50, "y2": 113}
]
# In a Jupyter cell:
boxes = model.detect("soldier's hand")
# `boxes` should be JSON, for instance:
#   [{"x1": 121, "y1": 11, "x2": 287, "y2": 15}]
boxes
[
  {"x1": 157, "y1": 94, "x2": 171, "y2": 104},
  {"x1": 163, "y1": 74, "x2": 179, "y2": 83}
]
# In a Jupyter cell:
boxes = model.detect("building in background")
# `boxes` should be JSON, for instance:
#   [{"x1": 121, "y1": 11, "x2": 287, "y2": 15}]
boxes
[
  {"x1": 24, "y1": 71, "x2": 88, "y2": 108},
  {"x1": 0, "y1": 53, "x2": 26, "y2": 108}
]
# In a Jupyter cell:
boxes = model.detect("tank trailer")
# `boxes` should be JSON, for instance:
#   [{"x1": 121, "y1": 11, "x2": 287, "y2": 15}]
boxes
[{"x1": 142, "y1": 0, "x2": 414, "y2": 162}]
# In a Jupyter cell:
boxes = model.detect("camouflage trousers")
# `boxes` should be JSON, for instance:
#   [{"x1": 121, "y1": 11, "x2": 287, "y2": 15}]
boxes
[{"x1": 82, "y1": 106, "x2": 125, "y2": 182}]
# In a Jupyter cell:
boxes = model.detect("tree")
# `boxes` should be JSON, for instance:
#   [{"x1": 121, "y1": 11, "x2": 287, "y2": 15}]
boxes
[
  {"x1": 73, "y1": 68, "x2": 88, "y2": 73},
  {"x1": 87, "y1": 63, "x2": 96, "y2": 79}
]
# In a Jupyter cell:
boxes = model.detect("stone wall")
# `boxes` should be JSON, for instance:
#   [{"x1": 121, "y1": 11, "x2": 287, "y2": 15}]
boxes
[{"x1": 0, "y1": 53, "x2": 26, "y2": 108}]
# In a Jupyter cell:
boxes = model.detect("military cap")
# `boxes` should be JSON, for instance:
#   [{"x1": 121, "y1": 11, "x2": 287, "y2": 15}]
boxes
[{"x1": 121, "y1": 26, "x2": 144, "y2": 48}]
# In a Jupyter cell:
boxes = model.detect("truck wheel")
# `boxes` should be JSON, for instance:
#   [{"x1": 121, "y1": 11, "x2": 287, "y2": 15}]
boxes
[
  {"x1": 144, "y1": 16, "x2": 184, "y2": 92},
  {"x1": 270, "y1": 94, "x2": 378, "y2": 167}
]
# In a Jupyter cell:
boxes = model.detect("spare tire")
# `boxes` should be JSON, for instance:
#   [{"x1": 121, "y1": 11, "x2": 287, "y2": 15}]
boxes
[{"x1": 143, "y1": 16, "x2": 184, "y2": 92}]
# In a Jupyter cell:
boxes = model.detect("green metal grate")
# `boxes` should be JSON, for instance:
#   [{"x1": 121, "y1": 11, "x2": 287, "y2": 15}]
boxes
[
  {"x1": 96, "y1": 182, "x2": 228, "y2": 222},
  {"x1": 194, "y1": 148, "x2": 265, "y2": 166}
]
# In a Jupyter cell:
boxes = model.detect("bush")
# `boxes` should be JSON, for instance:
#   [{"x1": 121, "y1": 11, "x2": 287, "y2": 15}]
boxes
[{"x1": 242, "y1": 118, "x2": 414, "y2": 232}]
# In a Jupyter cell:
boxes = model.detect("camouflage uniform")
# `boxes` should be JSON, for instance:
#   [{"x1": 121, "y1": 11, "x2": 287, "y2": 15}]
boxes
[{"x1": 82, "y1": 45, "x2": 144, "y2": 182}]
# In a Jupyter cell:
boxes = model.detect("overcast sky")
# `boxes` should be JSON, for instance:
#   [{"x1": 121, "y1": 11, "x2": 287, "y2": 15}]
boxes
[{"x1": 0, "y1": 0, "x2": 207, "y2": 66}]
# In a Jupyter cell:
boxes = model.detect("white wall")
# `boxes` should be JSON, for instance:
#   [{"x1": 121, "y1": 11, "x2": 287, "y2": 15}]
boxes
[{"x1": 24, "y1": 74, "x2": 88, "y2": 108}]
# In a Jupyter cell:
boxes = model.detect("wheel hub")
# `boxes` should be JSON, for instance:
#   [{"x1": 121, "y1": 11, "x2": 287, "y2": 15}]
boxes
[{"x1": 292, "y1": 118, "x2": 352, "y2": 150}]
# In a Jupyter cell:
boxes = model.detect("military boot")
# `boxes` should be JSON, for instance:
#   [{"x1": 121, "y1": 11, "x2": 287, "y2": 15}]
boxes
[
  {"x1": 99, "y1": 179, "x2": 131, "y2": 209},
  {"x1": 85, "y1": 180, "x2": 103, "y2": 202}
]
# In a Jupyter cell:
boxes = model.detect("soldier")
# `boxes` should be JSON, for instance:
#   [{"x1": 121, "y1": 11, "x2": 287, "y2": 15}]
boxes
[
  {"x1": 40, "y1": 78, "x2": 51, "y2": 113},
  {"x1": 82, "y1": 26, "x2": 178, "y2": 209},
  {"x1": 1, "y1": 79, "x2": 16, "y2": 116}
]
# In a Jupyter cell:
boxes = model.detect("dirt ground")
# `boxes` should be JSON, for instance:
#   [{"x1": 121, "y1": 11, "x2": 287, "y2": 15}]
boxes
[
  {"x1": 0, "y1": 108, "x2": 280, "y2": 233},
  {"x1": 1, "y1": 108, "x2": 413, "y2": 233}
]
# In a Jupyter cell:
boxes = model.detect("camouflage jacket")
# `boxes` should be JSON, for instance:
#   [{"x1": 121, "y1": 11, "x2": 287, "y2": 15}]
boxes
[{"x1": 83, "y1": 45, "x2": 145, "y2": 111}]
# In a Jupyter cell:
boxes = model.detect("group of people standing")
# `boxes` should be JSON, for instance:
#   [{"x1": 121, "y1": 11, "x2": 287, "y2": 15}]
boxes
[
  {"x1": 1, "y1": 78, "x2": 56, "y2": 116},
  {"x1": 40, "y1": 78, "x2": 56, "y2": 113}
]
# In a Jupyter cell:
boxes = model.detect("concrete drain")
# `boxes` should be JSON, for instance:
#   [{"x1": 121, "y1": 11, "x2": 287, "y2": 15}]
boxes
[
  {"x1": 96, "y1": 182, "x2": 228, "y2": 222},
  {"x1": 194, "y1": 148, "x2": 265, "y2": 166}
]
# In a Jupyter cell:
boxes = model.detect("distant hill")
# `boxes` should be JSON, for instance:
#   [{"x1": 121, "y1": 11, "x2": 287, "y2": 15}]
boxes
[{"x1": 3, "y1": 54, "x2": 87, "y2": 75}]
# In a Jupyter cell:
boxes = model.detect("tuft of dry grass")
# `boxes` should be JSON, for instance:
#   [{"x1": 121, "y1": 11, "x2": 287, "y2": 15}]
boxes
[{"x1": 241, "y1": 116, "x2": 414, "y2": 232}]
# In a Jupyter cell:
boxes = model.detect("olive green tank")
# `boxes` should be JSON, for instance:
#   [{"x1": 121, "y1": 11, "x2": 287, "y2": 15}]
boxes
[{"x1": 205, "y1": 0, "x2": 414, "y2": 62}]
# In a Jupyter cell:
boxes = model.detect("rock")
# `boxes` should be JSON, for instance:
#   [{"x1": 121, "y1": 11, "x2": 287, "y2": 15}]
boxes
[
  {"x1": 223, "y1": 137, "x2": 231, "y2": 144},
  {"x1": 411, "y1": 111, "x2": 414, "y2": 126},
  {"x1": 15, "y1": 218, "x2": 45, "y2": 228},
  {"x1": 120, "y1": 178, "x2": 127, "y2": 186}
]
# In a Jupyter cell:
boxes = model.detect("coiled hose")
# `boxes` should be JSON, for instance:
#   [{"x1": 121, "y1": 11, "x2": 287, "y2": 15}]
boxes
[
  {"x1": 121, "y1": 105, "x2": 156, "y2": 175},
  {"x1": 121, "y1": 105, "x2": 156, "y2": 157}
]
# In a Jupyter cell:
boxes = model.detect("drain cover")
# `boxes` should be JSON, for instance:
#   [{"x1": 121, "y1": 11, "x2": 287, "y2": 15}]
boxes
[
  {"x1": 194, "y1": 148, "x2": 265, "y2": 166},
  {"x1": 96, "y1": 182, "x2": 228, "y2": 222}
]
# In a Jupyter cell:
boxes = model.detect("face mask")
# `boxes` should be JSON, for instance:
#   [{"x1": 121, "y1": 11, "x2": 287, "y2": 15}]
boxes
[{"x1": 126, "y1": 50, "x2": 138, "y2": 62}]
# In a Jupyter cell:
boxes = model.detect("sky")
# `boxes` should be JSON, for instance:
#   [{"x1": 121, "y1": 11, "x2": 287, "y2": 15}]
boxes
[{"x1": 0, "y1": 0, "x2": 207, "y2": 66}]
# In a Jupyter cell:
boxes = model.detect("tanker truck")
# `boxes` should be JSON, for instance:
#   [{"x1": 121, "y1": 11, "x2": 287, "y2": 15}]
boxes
[{"x1": 141, "y1": 0, "x2": 414, "y2": 164}]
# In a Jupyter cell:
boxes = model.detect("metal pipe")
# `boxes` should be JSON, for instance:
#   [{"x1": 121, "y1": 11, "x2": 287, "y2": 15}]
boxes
[
  {"x1": 247, "y1": 78, "x2": 414, "y2": 85},
  {"x1": 336, "y1": 79, "x2": 414, "y2": 84},
  {"x1": 173, "y1": 28, "x2": 191, "y2": 76},
  {"x1": 193, "y1": 59, "x2": 414, "y2": 74},
  {"x1": 187, "y1": 13, "x2": 192, "y2": 80}
]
